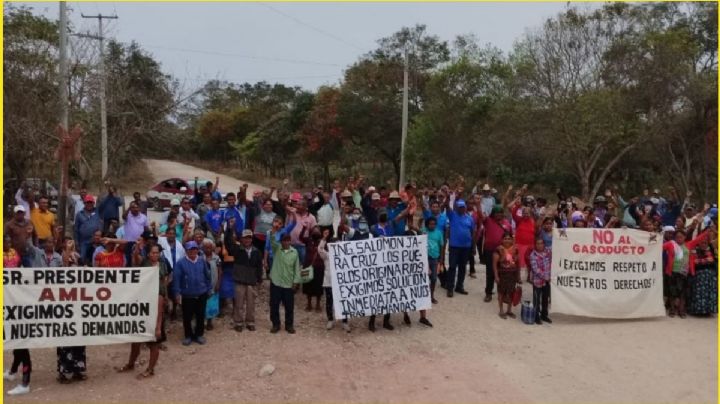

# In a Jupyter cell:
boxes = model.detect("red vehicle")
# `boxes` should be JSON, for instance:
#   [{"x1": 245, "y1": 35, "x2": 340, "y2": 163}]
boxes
[{"x1": 146, "y1": 178, "x2": 223, "y2": 211}]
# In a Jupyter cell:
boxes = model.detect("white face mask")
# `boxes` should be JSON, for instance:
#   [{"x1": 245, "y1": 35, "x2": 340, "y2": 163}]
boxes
[{"x1": 351, "y1": 214, "x2": 361, "y2": 221}]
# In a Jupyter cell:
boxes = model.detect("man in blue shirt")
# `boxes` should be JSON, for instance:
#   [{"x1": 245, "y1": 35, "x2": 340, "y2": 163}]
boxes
[
  {"x1": 74, "y1": 195, "x2": 102, "y2": 265},
  {"x1": 446, "y1": 199, "x2": 475, "y2": 297},
  {"x1": 97, "y1": 186, "x2": 124, "y2": 232},
  {"x1": 172, "y1": 241, "x2": 212, "y2": 346},
  {"x1": 222, "y1": 193, "x2": 245, "y2": 239},
  {"x1": 386, "y1": 191, "x2": 410, "y2": 236},
  {"x1": 204, "y1": 199, "x2": 224, "y2": 240}
]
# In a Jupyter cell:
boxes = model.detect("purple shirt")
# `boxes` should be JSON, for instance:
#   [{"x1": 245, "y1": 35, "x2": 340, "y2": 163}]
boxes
[{"x1": 124, "y1": 212, "x2": 148, "y2": 241}]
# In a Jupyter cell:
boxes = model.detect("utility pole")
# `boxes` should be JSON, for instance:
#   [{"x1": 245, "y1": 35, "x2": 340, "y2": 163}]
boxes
[
  {"x1": 398, "y1": 47, "x2": 409, "y2": 191},
  {"x1": 81, "y1": 13, "x2": 117, "y2": 182},
  {"x1": 57, "y1": 1, "x2": 69, "y2": 234}
]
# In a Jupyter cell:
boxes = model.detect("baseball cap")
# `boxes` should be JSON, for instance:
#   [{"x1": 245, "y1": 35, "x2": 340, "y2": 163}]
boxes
[
  {"x1": 83, "y1": 194, "x2": 95, "y2": 203},
  {"x1": 241, "y1": 229, "x2": 253, "y2": 238},
  {"x1": 662, "y1": 226, "x2": 676, "y2": 233},
  {"x1": 340, "y1": 190, "x2": 353, "y2": 198},
  {"x1": 455, "y1": 199, "x2": 467, "y2": 208},
  {"x1": 184, "y1": 241, "x2": 199, "y2": 250},
  {"x1": 371, "y1": 192, "x2": 381, "y2": 201},
  {"x1": 388, "y1": 191, "x2": 401, "y2": 199},
  {"x1": 650, "y1": 197, "x2": 660, "y2": 205},
  {"x1": 368, "y1": 186, "x2": 376, "y2": 192},
  {"x1": 290, "y1": 192, "x2": 302, "y2": 202},
  {"x1": 170, "y1": 199, "x2": 181, "y2": 207},
  {"x1": 13, "y1": 205, "x2": 25, "y2": 213}
]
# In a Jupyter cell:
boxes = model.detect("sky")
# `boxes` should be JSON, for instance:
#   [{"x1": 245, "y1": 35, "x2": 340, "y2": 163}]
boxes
[{"x1": 16, "y1": 2, "x2": 592, "y2": 91}]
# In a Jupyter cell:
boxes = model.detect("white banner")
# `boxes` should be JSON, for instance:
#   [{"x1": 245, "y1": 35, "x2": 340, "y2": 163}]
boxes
[
  {"x1": 551, "y1": 228, "x2": 665, "y2": 319},
  {"x1": 3, "y1": 267, "x2": 159, "y2": 350},
  {"x1": 328, "y1": 235, "x2": 431, "y2": 319}
]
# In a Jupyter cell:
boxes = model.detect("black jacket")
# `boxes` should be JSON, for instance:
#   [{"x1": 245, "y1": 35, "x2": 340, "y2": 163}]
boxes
[{"x1": 227, "y1": 243, "x2": 263, "y2": 285}]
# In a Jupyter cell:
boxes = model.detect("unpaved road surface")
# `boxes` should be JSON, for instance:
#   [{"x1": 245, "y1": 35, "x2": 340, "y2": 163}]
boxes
[{"x1": 5, "y1": 160, "x2": 717, "y2": 404}]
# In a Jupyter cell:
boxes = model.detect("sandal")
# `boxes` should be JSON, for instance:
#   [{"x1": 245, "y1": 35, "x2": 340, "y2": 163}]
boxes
[
  {"x1": 498, "y1": 312, "x2": 507, "y2": 320},
  {"x1": 506, "y1": 312, "x2": 516, "y2": 319},
  {"x1": 57, "y1": 374, "x2": 72, "y2": 384},
  {"x1": 115, "y1": 364, "x2": 135, "y2": 373},
  {"x1": 136, "y1": 369, "x2": 154, "y2": 380}
]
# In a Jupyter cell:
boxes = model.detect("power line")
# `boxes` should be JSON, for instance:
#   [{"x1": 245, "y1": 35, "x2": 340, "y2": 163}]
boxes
[
  {"x1": 259, "y1": 4, "x2": 365, "y2": 52},
  {"x1": 178, "y1": 74, "x2": 341, "y2": 83},
  {"x1": 143, "y1": 44, "x2": 343, "y2": 67}
]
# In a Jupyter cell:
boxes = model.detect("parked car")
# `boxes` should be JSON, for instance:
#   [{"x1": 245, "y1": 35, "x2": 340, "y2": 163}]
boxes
[
  {"x1": 146, "y1": 178, "x2": 226, "y2": 211},
  {"x1": 4, "y1": 178, "x2": 59, "y2": 216}
]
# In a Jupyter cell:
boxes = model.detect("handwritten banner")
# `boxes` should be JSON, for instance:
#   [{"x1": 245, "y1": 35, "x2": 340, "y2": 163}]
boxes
[
  {"x1": 551, "y1": 228, "x2": 665, "y2": 319},
  {"x1": 3, "y1": 267, "x2": 159, "y2": 350},
  {"x1": 328, "y1": 235, "x2": 431, "y2": 319}
]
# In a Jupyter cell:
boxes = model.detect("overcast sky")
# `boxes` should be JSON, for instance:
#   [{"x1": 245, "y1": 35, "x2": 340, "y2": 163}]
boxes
[{"x1": 18, "y1": 2, "x2": 590, "y2": 91}]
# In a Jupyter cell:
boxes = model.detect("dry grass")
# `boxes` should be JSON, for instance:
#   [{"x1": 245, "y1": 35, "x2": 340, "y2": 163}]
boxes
[{"x1": 113, "y1": 159, "x2": 157, "y2": 195}]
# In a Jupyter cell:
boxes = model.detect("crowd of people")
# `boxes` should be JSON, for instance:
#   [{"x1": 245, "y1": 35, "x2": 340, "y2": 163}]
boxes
[{"x1": 3, "y1": 177, "x2": 718, "y2": 395}]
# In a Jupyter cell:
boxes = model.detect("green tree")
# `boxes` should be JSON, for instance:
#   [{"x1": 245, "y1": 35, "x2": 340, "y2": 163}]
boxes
[{"x1": 338, "y1": 25, "x2": 450, "y2": 182}]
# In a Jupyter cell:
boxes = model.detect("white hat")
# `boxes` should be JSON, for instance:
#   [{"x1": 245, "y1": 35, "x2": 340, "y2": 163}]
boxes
[
  {"x1": 662, "y1": 226, "x2": 676, "y2": 233},
  {"x1": 368, "y1": 186, "x2": 376, "y2": 192},
  {"x1": 170, "y1": 199, "x2": 181, "y2": 206},
  {"x1": 371, "y1": 193, "x2": 381, "y2": 201},
  {"x1": 13, "y1": 205, "x2": 25, "y2": 213},
  {"x1": 389, "y1": 191, "x2": 401, "y2": 199},
  {"x1": 482, "y1": 184, "x2": 491, "y2": 191},
  {"x1": 180, "y1": 187, "x2": 187, "y2": 192}
]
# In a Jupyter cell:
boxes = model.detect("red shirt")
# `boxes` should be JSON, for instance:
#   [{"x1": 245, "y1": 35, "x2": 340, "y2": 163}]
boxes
[
  {"x1": 483, "y1": 217, "x2": 512, "y2": 251},
  {"x1": 511, "y1": 202, "x2": 536, "y2": 246},
  {"x1": 95, "y1": 249, "x2": 125, "y2": 268}
]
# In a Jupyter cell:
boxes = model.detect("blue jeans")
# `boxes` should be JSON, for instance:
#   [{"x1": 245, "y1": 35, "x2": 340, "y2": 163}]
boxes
[
  {"x1": 293, "y1": 245, "x2": 306, "y2": 265},
  {"x1": 79, "y1": 242, "x2": 91, "y2": 266},
  {"x1": 448, "y1": 247, "x2": 471, "y2": 292}
]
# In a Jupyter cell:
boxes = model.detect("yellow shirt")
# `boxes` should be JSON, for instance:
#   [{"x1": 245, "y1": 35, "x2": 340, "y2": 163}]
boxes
[{"x1": 30, "y1": 208, "x2": 55, "y2": 239}]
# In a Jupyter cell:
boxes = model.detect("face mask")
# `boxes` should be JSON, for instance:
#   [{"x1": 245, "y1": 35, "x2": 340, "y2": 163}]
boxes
[{"x1": 351, "y1": 214, "x2": 361, "y2": 221}]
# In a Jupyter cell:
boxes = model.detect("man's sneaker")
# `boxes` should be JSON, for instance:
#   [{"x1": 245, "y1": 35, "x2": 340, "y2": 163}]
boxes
[
  {"x1": 3, "y1": 370, "x2": 16, "y2": 381},
  {"x1": 382, "y1": 321, "x2": 394, "y2": 331},
  {"x1": 342, "y1": 323, "x2": 351, "y2": 333},
  {"x1": 234, "y1": 325, "x2": 243, "y2": 332},
  {"x1": 195, "y1": 336, "x2": 207, "y2": 345},
  {"x1": 247, "y1": 325, "x2": 256, "y2": 331},
  {"x1": 419, "y1": 317, "x2": 433, "y2": 328},
  {"x1": 286, "y1": 328, "x2": 296, "y2": 334},
  {"x1": 182, "y1": 338, "x2": 192, "y2": 346},
  {"x1": 483, "y1": 294, "x2": 492, "y2": 303},
  {"x1": 403, "y1": 313, "x2": 411, "y2": 325},
  {"x1": 270, "y1": 326, "x2": 280, "y2": 334},
  {"x1": 535, "y1": 317, "x2": 542, "y2": 325},
  {"x1": 431, "y1": 297, "x2": 438, "y2": 304},
  {"x1": 541, "y1": 316, "x2": 553, "y2": 324},
  {"x1": 447, "y1": 290, "x2": 454, "y2": 298},
  {"x1": 8, "y1": 384, "x2": 30, "y2": 396},
  {"x1": 455, "y1": 289, "x2": 469, "y2": 295},
  {"x1": 326, "y1": 321, "x2": 334, "y2": 330}
]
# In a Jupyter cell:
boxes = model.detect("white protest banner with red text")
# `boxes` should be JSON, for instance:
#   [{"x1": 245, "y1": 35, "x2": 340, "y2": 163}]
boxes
[
  {"x1": 551, "y1": 228, "x2": 665, "y2": 319},
  {"x1": 328, "y1": 235, "x2": 431, "y2": 319},
  {"x1": 3, "y1": 267, "x2": 158, "y2": 350}
]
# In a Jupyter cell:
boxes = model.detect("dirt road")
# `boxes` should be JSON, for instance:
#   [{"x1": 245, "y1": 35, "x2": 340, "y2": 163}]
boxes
[{"x1": 5, "y1": 160, "x2": 717, "y2": 403}]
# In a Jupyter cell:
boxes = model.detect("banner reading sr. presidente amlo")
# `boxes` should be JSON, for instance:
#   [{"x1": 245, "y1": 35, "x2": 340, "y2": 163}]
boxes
[
  {"x1": 4, "y1": 266, "x2": 159, "y2": 350},
  {"x1": 551, "y1": 228, "x2": 665, "y2": 319},
  {"x1": 328, "y1": 235, "x2": 431, "y2": 320}
]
